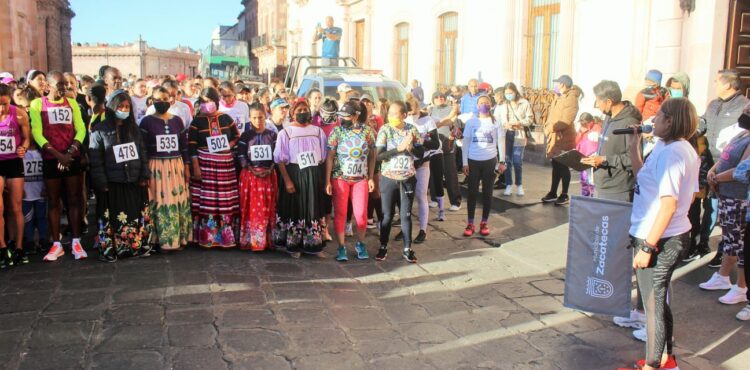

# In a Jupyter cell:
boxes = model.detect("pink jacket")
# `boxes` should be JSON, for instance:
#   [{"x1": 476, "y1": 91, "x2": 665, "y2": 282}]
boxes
[{"x1": 575, "y1": 123, "x2": 602, "y2": 156}]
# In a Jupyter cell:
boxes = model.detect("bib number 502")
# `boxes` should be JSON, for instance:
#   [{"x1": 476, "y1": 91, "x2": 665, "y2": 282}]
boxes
[{"x1": 207, "y1": 135, "x2": 229, "y2": 153}]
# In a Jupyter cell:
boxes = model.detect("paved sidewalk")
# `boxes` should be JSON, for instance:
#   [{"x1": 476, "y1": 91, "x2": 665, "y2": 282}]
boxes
[{"x1": 0, "y1": 198, "x2": 747, "y2": 369}]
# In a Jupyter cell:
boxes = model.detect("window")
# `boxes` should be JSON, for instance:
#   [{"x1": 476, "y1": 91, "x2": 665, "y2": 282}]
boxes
[
  {"x1": 355, "y1": 20, "x2": 366, "y2": 66},
  {"x1": 394, "y1": 23, "x2": 409, "y2": 85},
  {"x1": 437, "y1": 12, "x2": 458, "y2": 86},
  {"x1": 526, "y1": 0, "x2": 560, "y2": 89}
]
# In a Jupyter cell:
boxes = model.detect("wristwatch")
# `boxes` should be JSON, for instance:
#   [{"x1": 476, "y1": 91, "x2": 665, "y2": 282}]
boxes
[{"x1": 641, "y1": 240, "x2": 659, "y2": 253}]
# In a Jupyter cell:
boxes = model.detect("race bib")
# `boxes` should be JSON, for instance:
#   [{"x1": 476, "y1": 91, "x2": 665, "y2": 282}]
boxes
[
  {"x1": 297, "y1": 151, "x2": 317, "y2": 169},
  {"x1": 250, "y1": 144, "x2": 272, "y2": 161},
  {"x1": 24, "y1": 159, "x2": 43, "y2": 176},
  {"x1": 155, "y1": 134, "x2": 178, "y2": 153},
  {"x1": 342, "y1": 159, "x2": 366, "y2": 177},
  {"x1": 207, "y1": 134, "x2": 229, "y2": 153},
  {"x1": 391, "y1": 155, "x2": 413, "y2": 171},
  {"x1": 0, "y1": 137, "x2": 15, "y2": 154},
  {"x1": 47, "y1": 107, "x2": 72, "y2": 125},
  {"x1": 114, "y1": 142, "x2": 139, "y2": 163}
]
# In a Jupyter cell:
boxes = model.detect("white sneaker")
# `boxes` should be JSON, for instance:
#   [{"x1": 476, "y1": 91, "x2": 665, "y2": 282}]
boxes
[
  {"x1": 428, "y1": 201, "x2": 438, "y2": 208},
  {"x1": 613, "y1": 309, "x2": 646, "y2": 329},
  {"x1": 699, "y1": 272, "x2": 732, "y2": 291},
  {"x1": 345, "y1": 222, "x2": 354, "y2": 237},
  {"x1": 71, "y1": 239, "x2": 87, "y2": 260},
  {"x1": 736, "y1": 304, "x2": 750, "y2": 321},
  {"x1": 516, "y1": 185, "x2": 525, "y2": 196},
  {"x1": 632, "y1": 327, "x2": 647, "y2": 342},
  {"x1": 43, "y1": 242, "x2": 65, "y2": 262},
  {"x1": 719, "y1": 285, "x2": 749, "y2": 305},
  {"x1": 503, "y1": 186, "x2": 513, "y2": 196},
  {"x1": 366, "y1": 219, "x2": 377, "y2": 229},
  {"x1": 449, "y1": 204, "x2": 461, "y2": 212}
]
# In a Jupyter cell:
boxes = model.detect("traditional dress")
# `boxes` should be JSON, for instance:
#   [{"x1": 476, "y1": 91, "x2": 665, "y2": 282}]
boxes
[
  {"x1": 140, "y1": 114, "x2": 192, "y2": 250},
  {"x1": 272, "y1": 124, "x2": 328, "y2": 254},
  {"x1": 237, "y1": 128, "x2": 278, "y2": 250},
  {"x1": 188, "y1": 113, "x2": 240, "y2": 248}
]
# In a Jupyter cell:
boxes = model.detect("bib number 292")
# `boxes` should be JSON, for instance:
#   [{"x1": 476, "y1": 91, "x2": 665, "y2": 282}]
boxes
[
  {"x1": 297, "y1": 151, "x2": 317, "y2": 169},
  {"x1": 207, "y1": 135, "x2": 229, "y2": 153},
  {"x1": 113, "y1": 143, "x2": 138, "y2": 163}
]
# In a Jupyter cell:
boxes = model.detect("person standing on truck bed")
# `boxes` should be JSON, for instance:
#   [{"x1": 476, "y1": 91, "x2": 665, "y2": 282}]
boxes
[{"x1": 315, "y1": 16, "x2": 343, "y2": 67}]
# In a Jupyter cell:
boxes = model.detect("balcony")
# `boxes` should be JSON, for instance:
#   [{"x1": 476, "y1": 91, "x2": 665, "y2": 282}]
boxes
[{"x1": 251, "y1": 29, "x2": 286, "y2": 49}]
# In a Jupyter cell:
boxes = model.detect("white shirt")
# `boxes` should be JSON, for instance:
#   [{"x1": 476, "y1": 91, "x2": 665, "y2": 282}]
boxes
[
  {"x1": 630, "y1": 140, "x2": 699, "y2": 239},
  {"x1": 146, "y1": 101, "x2": 192, "y2": 127},
  {"x1": 131, "y1": 95, "x2": 148, "y2": 125},
  {"x1": 461, "y1": 117, "x2": 505, "y2": 165},
  {"x1": 220, "y1": 101, "x2": 250, "y2": 134},
  {"x1": 406, "y1": 115, "x2": 442, "y2": 157},
  {"x1": 717, "y1": 123, "x2": 744, "y2": 154}
]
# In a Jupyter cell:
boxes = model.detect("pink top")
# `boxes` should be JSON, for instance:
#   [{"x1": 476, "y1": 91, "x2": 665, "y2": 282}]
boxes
[
  {"x1": 575, "y1": 123, "x2": 602, "y2": 156},
  {"x1": 273, "y1": 124, "x2": 328, "y2": 165},
  {"x1": 0, "y1": 105, "x2": 21, "y2": 161}
]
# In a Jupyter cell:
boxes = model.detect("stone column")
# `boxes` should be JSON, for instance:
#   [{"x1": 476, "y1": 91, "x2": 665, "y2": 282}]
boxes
[{"x1": 61, "y1": 17, "x2": 73, "y2": 72}]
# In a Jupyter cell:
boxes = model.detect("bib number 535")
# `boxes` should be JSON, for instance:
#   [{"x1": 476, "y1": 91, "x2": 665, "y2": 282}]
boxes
[{"x1": 156, "y1": 134, "x2": 178, "y2": 153}]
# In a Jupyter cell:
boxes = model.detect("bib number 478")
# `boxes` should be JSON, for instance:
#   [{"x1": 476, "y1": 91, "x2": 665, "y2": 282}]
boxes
[{"x1": 113, "y1": 143, "x2": 138, "y2": 163}]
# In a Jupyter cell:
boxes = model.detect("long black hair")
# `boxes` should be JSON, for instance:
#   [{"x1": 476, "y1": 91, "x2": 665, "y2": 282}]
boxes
[
  {"x1": 87, "y1": 83, "x2": 107, "y2": 110},
  {"x1": 105, "y1": 91, "x2": 139, "y2": 144},
  {"x1": 198, "y1": 87, "x2": 221, "y2": 113}
]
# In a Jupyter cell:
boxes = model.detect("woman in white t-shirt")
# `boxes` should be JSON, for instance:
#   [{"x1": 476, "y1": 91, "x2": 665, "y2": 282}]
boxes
[
  {"x1": 625, "y1": 98, "x2": 700, "y2": 370},
  {"x1": 219, "y1": 82, "x2": 250, "y2": 134}
]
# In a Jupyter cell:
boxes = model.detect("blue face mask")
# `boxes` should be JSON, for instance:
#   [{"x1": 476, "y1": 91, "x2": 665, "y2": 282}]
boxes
[
  {"x1": 505, "y1": 94, "x2": 515, "y2": 101},
  {"x1": 115, "y1": 110, "x2": 130, "y2": 120},
  {"x1": 669, "y1": 89, "x2": 684, "y2": 98}
]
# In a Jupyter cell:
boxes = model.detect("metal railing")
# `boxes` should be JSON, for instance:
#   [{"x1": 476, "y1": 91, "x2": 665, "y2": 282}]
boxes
[{"x1": 251, "y1": 29, "x2": 287, "y2": 49}]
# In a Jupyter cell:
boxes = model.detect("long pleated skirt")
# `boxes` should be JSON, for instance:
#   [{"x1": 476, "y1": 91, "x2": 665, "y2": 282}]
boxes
[
  {"x1": 148, "y1": 157, "x2": 192, "y2": 250},
  {"x1": 191, "y1": 150, "x2": 240, "y2": 248},
  {"x1": 272, "y1": 163, "x2": 326, "y2": 254},
  {"x1": 239, "y1": 167, "x2": 278, "y2": 251}
]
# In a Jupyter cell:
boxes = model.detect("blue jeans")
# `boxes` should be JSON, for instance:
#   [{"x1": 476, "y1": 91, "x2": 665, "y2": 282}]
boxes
[
  {"x1": 504, "y1": 131, "x2": 524, "y2": 186},
  {"x1": 23, "y1": 199, "x2": 48, "y2": 247}
]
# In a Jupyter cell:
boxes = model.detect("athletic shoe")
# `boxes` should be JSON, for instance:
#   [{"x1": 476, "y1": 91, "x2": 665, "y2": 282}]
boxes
[
  {"x1": 0, "y1": 248, "x2": 12, "y2": 268},
  {"x1": 635, "y1": 356, "x2": 680, "y2": 369},
  {"x1": 463, "y1": 224, "x2": 475, "y2": 237},
  {"x1": 699, "y1": 272, "x2": 732, "y2": 290},
  {"x1": 613, "y1": 309, "x2": 646, "y2": 329},
  {"x1": 682, "y1": 243, "x2": 711, "y2": 262},
  {"x1": 516, "y1": 185, "x2": 525, "y2": 196},
  {"x1": 554, "y1": 194, "x2": 570, "y2": 206},
  {"x1": 71, "y1": 240, "x2": 87, "y2": 260},
  {"x1": 355, "y1": 241, "x2": 369, "y2": 260},
  {"x1": 43, "y1": 242, "x2": 65, "y2": 262},
  {"x1": 98, "y1": 246, "x2": 117, "y2": 263},
  {"x1": 503, "y1": 186, "x2": 513, "y2": 196},
  {"x1": 289, "y1": 251, "x2": 302, "y2": 259},
  {"x1": 449, "y1": 204, "x2": 461, "y2": 212},
  {"x1": 367, "y1": 219, "x2": 377, "y2": 229},
  {"x1": 632, "y1": 327, "x2": 646, "y2": 342},
  {"x1": 719, "y1": 285, "x2": 749, "y2": 304},
  {"x1": 394, "y1": 231, "x2": 403, "y2": 241},
  {"x1": 403, "y1": 249, "x2": 417, "y2": 263},
  {"x1": 736, "y1": 304, "x2": 750, "y2": 321},
  {"x1": 479, "y1": 222, "x2": 490, "y2": 236},
  {"x1": 345, "y1": 222, "x2": 354, "y2": 237},
  {"x1": 428, "y1": 201, "x2": 438, "y2": 208},
  {"x1": 336, "y1": 246, "x2": 348, "y2": 262},
  {"x1": 414, "y1": 230, "x2": 426, "y2": 244},
  {"x1": 707, "y1": 253, "x2": 723, "y2": 268},
  {"x1": 541, "y1": 192, "x2": 558, "y2": 203},
  {"x1": 436, "y1": 211, "x2": 446, "y2": 221},
  {"x1": 14, "y1": 248, "x2": 28, "y2": 265},
  {"x1": 375, "y1": 246, "x2": 387, "y2": 261}
]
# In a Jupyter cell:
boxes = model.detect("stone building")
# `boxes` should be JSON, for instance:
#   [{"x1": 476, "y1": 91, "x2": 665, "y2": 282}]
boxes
[
  {"x1": 0, "y1": 0, "x2": 74, "y2": 78},
  {"x1": 251, "y1": 0, "x2": 288, "y2": 80},
  {"x1": 72, "y1": 39, "x2": 201, "y2": 78},
  {"x1": 241, "y1": 0, "x2": 259, "y2": 75}
]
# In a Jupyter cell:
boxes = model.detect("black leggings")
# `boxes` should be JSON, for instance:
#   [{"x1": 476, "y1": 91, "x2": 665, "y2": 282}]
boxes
[
  {"x1": 550, "y1": 159, "x2": 571, "y2": 195},
  {"x1": 745, "y1": 225, "x2": 750, "y2": 301},
  {"x1": 379, "y1": 176, "x2": 416, "y2": 249},
  {"x1": 428, "y1": 153, "x2": 445, "y2": 198},
  {"x1": 467, "y1": 158, "x2": 497, "y2": 223},
  {"x1": 634, "y1": 233, "x2": 686, "y2": 368}
]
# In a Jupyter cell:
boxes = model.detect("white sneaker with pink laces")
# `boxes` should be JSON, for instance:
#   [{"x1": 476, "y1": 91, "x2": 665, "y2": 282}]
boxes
[
  {"x1": 43, "y1": 242, "x2": 65, "y2": 262},
  {"x1": 71, "y1": 239, "x2": 87, "y2": 260}
]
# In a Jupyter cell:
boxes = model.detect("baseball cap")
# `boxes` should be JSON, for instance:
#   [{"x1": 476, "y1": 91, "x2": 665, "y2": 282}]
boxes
[
  {"x1": 337, "y1": 102, "x2": 358, "y2": 118},
  {"x1": 479, "y1": 82, "x2": 491, "y2": 92},
  {"x1": 553, "y1": 75, "x2": 573, "y2": 88},
  {"x1": 0, "y1": 72, "x2": 13, "y2": 80},
  {"x1": 337, "y1": 83, "x2": 352, "y2": 93},
  {"x1": 359, "y1": 94, "x2": 374, "y2": 103},
  {"x1": 1, "y1": 77, "x2": 17, "y2": 85},
  {"x1": 175, "y1": 73, "x2": 187, "y2": 82},
  {"x1": 270, "y1": 98, "x2": 290, "y2": 110},
  {"x1": 432, "y1": 91, "x2": 446, "y2": 100}
]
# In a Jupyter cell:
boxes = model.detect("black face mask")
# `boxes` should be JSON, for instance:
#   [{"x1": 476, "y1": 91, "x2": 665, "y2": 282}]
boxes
[
  {"x1": 153, "y1": 101, "x2": 170, "y2": 114},
  {"x1": 341, "y1": 119, "x2": 353, "y2": 128},
  {"x1": 739, "y1": 113, "x2": 750, "y2": 130},
  {"x1": 296, "y1": 112, "x2": 311, "y2": 124}
]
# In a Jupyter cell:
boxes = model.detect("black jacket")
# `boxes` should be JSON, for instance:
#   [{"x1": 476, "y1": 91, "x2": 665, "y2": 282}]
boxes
[
  {"x1": 89, "y1": 116, "x2": 150, "y2": 191},
  {"x1": 594, "y1": 101, "x2": 642, "y2": 194}
]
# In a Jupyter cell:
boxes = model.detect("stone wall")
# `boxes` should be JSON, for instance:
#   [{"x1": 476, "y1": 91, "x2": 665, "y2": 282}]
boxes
[{"x1": 72, "y1": 41, "x2": 201, "y2": 78}]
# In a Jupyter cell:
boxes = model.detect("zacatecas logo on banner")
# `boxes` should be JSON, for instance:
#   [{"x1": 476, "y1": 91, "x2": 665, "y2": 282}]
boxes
[{"x1": 564, "y1": 196, "x2": 633, "y2": 317}]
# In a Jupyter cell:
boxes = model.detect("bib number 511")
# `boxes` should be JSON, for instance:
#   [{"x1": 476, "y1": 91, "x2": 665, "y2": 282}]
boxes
[{"x1": 297, "y1": 151, "x2": 317, "y2": 169}]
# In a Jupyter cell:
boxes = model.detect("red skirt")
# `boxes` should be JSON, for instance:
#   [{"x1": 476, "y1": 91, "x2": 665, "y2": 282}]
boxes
[{"x1": 239, "y1": 167, "x2": 278, "y2": 251}]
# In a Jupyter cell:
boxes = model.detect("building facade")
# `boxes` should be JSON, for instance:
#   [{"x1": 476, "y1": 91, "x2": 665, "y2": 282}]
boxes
[
  {"x1": 72, "y1": 39, "x2": 200, "y2": 78},
  {"x1": 0, "y1": 0, "x2": 74, "y2": 78},
  {"x1": 286, "y1": 0, "x2": 737, "y2": 111},
  {"x1": 252, "y1": 0, "x2": 288, "y2": 81},
  {"x1": 241, "y1": 0, "x2": 260, "y2": 75}
]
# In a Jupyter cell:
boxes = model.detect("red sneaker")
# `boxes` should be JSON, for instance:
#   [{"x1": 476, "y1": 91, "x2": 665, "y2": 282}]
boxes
[
  {"x1": 479, "y1": 222, "x2": 490, "y2": 236},
  {"x1": 463, "y1": 224, "x2": 475, "y2": 237},
  {"x1": 636, "y1": 356, "x2": 679, "y2": 369}
]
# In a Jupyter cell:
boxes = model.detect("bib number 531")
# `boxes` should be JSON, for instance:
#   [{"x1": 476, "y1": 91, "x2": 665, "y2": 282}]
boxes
[
  {"x1": 113, "y1": 142, "x2": 138, "y2": 163},
  {"x1": 250, "y1": 145, "x2": 272, "y2": 161},
  {"x1": 207, "y1": 134, "x2": 229, "y2": 153}
]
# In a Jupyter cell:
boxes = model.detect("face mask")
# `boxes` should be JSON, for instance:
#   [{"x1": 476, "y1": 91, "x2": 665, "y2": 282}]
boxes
[
  {"x1": 505, "y1": 94, "x2": 515, "y2": 101},
  {"x1": 153, "y1": 101, "x2": 170, "y2": 114},
  {"x1": 477, "y1": 104, "x2": 491, "y2": 115},
  {"x1": 341, "y1": 119, "x2": 353, "y2": 128},
  {"x1": 200, "y1": 101, "x2": 217, "y2": 115},
  {"x1": 669, "y1": 89, "x2": 684, "y2": 98},
  {"x1": 739, "y1": 113, "x2": 750, "y2": 130},
  {"x1": 322, "y1": 113, "x2": 337, "y2": 124},
  {"x1": 388, "y1": 117, "x2": 402, "y2": 127},
  {"x1": 115, "y1": 110, "x2": 130, "y2": 120},
  {"x1": 553, "y1": 86, "x2": 561, "y2": 95},
  {"x1": 295, "y1": 112, "x2": 311, "y2": 124}
]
